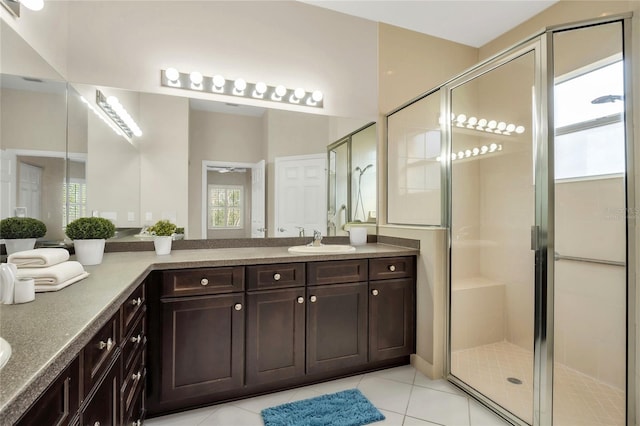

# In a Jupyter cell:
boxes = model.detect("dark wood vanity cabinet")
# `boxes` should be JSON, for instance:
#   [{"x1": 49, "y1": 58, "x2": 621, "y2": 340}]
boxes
[
  {"x1": 15, "y1": 280, "x2": 147, "y2": 426},
  {"x1": 246, "y1": 263, "x2": 306, "y2": 386},
  {"x1": 158, "y1": 267, "x2": 245, "y2": 403},
  {"x1": 369, "y1": 257, "x2": 416, "y2": 362}
]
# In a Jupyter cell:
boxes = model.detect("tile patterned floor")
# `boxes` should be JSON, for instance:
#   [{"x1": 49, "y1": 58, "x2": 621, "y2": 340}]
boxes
[
  {"x1": 145, "y1": 365, "x2": 511, "y2": 426},
  {"x1": 451, "y1": 341, "x2": 625, "y2": 426}
]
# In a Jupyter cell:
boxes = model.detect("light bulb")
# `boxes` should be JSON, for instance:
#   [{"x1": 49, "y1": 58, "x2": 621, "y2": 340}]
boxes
[
  {"x1": 255, "y1": 82, "x2": 267, "y2": 94},
  {"x1": 489, "y1": 143, "x2": 498, "y2": 152},
  {"x1": 312, "y1": 90, "x2": 323, "y2": 102},
  {"x1": 467, "y1": 117, "x2": 477, "y2": 126},
  {"x1": 481, "y1": 145, "x2": 488, "y2": 154},
  {"x1": 487, "y1": 120, "x2": 497, "y2": 129},
  {"x1": 458, "y1": 151, "x2": 464, "y2": 159},
  {"x1": 165, "y1": 68, "x2": 180, "y2": 82},
  {"x1": 275, "y1": 85, "x2": 287, "y2": 97},
  {"x1": 472, "y1": 147, "x2": 480, "y2": 156},
  {"x1": 234, "y1": 78, "x2": 247, "y2": 92},
  {"x1": 506, "y1": 124, "x2": 516, "y2": 132},
  {"x1": 465, "y1": 150, "x2": 472, "y2": 157},
  {"x1": 515, "y1": 126, "x2": 525, "y2": 134},
  {"x1": 106, "y1": 96, "x2": 118, "y2": 107},
  {"x1": 294, "y1": 88, "x2": 305, "y2": 99},
  {"x1": 20, "y1": 0, "x2": 44, "y2": 11},
  {"x1": 212, "y1": 75, "x2": 225, "y2": 89},
  {"x1": 497, "y1": 122, "x2": 507, "y2": 131},
  {"x1": 190, "y1": 71, "x2": 203, "y2": 86},
  {"x1": 456, "y1": 114, "x2": 467, "y2": 124},
  {"x1": 478, "y1": 119, "x2": 488, "y2": 127},
  {"x1": 451, "y1": 154, "x2": 457, "y2": 160}
]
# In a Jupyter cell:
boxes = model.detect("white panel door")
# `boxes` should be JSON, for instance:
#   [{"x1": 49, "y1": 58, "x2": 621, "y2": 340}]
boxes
[
  {"x1": 251, "y1": 160, "x2": 266, "y2": 238},
  {"x1": 18, "y1": 162, "x2": 42, "y2": 219},
  {"x1": 0, "y1": 150, "x2": 16, "y2": 219},
  {"x1": 275, "y1": 154, "x2": 327, "y2": 237}
]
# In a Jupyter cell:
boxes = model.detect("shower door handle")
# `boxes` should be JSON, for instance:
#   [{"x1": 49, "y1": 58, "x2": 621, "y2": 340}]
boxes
[{"x1": 530, "y1": 225, "x2": 539, "y2": 251}]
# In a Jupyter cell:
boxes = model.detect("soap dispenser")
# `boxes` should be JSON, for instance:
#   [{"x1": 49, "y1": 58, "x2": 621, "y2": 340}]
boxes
[{"x1": 0, "y1": 263, "x2": 18, "y2": 304}]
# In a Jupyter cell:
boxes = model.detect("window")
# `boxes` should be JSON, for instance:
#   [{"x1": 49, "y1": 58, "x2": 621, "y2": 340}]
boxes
[
  {"x1": 555, "y1": 59, "x2": 624, "y2": 180},
  {"x1": 63, "y1": 180, "x2": 87, "y2": 226},
  {"x1": 208, "y1": 185, "x2": 242, "y2": 229}
]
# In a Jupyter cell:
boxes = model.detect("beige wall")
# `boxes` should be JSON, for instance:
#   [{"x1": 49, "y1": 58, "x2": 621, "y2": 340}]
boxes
[{"x1": 378, "y1": 23, "x2": 479, "y2": 378}]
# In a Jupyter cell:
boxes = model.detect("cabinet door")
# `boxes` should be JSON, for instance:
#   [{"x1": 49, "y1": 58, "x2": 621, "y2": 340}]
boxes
[
  {"x1": 246, "y1": 288, "x2": 305, "y2": 385},
  {"x1": 80, "y1": 357, "x2": 120, "y2": 426},
  {"x1": 369, "y1": 279, "x2": 415, "y2": 362},
  {"x1": 160, "y1": 293, "x2": 244, "y2": 402},
  {"x1": 16, "y1": 357, "x2": 80, "y2": 426},
  {"x1": 306, "y1": 282, "x2": 368, "y2": 374}
]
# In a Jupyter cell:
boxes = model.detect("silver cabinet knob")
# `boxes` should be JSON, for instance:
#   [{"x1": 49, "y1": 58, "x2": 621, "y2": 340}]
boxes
[
  {"x1": 234, "y1": 303, "x2": 243, "y2": 311},
  {"x1": 131, "y1": 297, "x2": 142, "y2": 306},
  {"x1": 132, "y1": 421, "x2": 142, "y2": 426},
  {"x1": 94, "y1": 422, "x2": 101, "y2": 426},
  {"x1": 310, "y1": 295, "x2": 317, "y2": 303},
  {"x1": 274, "y1": 273, "x2": 281, "y2": 281},
  {"x1": 278, "y1": 227, "x2": 286, "y2": 232},
  {"x1": 98, "y1": 338, "x2": 114, "y2": 351},
  {"x1": 372, "y1": 289, "x2": 379, "y2": 296},
  {"x1": 388, "y1": 265, "x2": 396, "y2": 272},
  {"x1": 132, "y1": 371, "x2": 142, "y2": 381},
  {"x1": 201, "y1": 278, "x2": 209, "y2": 286},
  {"x1": 131, "y1": 334, "x2": 142, "y2": 344},
  {"x1": 297, "y1": 297, "x2": 304, "y2": 304}
]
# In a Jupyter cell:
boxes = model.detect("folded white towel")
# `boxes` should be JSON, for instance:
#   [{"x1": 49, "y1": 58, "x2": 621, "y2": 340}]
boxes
[
  {"x1": 8, "y1": 248, "x2": 70, "y2": 268},
  {"x1": 16, "y1": 261, "x2": 86, "y2": 286},
  {"x1": 35, "y1": 271, "x2": 90, "y2": 293}
]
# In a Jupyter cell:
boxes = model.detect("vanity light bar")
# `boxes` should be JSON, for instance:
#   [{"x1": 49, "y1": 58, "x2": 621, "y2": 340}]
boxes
[
  {"x1": 449, "y1": 114, "x2": 525, "y2": 136},
  {"x1": 96, "y1": 90, "x2": 143, "y2": 138},
  {"x1": 160, "y1": 68, "x2": 324, "y2": 108},
  {"x1": 436, "y1": 143, "x2": 503, "y2": 162},
  {"x1": 80, "y1": 96, "x2": 125, "y2": 138}
]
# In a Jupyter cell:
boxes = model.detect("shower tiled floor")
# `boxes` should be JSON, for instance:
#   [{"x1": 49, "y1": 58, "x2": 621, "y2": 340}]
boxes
[{"x1": 451, "y1": 341, "x2": 625, "y2": 425}]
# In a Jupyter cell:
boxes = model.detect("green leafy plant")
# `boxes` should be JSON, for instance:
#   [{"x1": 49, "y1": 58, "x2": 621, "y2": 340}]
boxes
[
  {"x1": 175, "y1": 227, "x2": 184, "y2": 234},
  {"x1": 0, "y1": 217, "x2": 47, "y2": 239},
  {"x1": 65, "y1": 217, "x2": 116, "y2": 240},
  {"x1": 149, "y1": 220, "x2": 176, "y2": 237}
]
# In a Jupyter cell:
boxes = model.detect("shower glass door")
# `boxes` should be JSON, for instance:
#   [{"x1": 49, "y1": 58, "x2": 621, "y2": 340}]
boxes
[
  {"x1": 448, "y1": 45, "x2": 537, "y2": 424},
  {"x1": 552, "y1": 21, "x2": 626, "y2": 426}
]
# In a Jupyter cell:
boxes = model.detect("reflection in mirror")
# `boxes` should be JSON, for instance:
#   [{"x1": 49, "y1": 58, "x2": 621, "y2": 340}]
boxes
[
  {"x1": 0, "y1": 74, "x2": 68, "y2": 242},
  {"x1": 387, "y1": 90, "x2": 441, "y2": 226},
  {"x1": 327, "y1": 122, "x2": 377, "y2": 236}
]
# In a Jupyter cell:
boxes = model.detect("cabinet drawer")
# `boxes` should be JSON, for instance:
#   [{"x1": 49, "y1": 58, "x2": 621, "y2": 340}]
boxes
[
  {"x1": 246, "y1": 263, "x2": 305, "y2": 290},
  {"x1": 122, "y1": 282, "x2": 146, "y2": 336},
  {"x1": 369, "y1": 256, "x2": 414, "y2": 280},
  {"x1": 83, "y1": 313, "x2": 119, "y2": 397},
  {"x1": 307, "y1": 259, "x2": 368, "y2": 285},
  {"x1": 122, "y1": 349, "x2": 145, "y2": 417},
  {"x1": 162, "y1": 267, "x2": 244, "y2": 297},
  {"x1": 122, "y1": 312, "x2": 146, "y2": 375},
  {"x1": 123, "y1": 379, "x2": 145, "y2": 426}
]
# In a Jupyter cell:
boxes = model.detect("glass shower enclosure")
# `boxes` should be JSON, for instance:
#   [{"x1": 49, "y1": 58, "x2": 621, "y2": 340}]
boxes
[{"x1": 444, "y1": 15, "x2": 632, "y2": 426}]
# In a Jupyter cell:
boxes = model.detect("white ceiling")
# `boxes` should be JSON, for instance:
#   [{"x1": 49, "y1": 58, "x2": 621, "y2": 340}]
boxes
[{"x1": 299, "y1": 0, "x2": 558, "y2": 47}]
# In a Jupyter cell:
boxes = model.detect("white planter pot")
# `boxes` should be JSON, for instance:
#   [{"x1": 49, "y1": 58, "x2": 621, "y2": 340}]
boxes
[
  {"x1": 154, "y1": 236, "x2": 172, "y2": 255},
  {"x1": 74, "y1": 239, "x2": 106, "y2": 266},
  {"x1": 4, "y1": 238, "x2": 36, "y2": 255}
]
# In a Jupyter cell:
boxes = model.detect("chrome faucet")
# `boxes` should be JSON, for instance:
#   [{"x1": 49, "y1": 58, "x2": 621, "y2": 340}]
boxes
[
  {"x1": 312, "y1": 230, "x2": 323, "y2": 246},
  {"x1": 295, "y1": 226, "x2": 305, "y2": 237}
]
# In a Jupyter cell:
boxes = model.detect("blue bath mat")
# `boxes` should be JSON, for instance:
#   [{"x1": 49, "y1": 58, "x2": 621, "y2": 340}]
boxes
[{"x1": 261, "y1": 388, "x2": 385, "y2": 426}]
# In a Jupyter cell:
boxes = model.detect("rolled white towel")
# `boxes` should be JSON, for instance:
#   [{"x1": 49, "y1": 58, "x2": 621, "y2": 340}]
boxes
[
  {"x1": 16, "y1": 261, "x2": 86, "y2": 286},
  {"x1": 8, "y1": 248, "x2": 70, "y2": 268}
]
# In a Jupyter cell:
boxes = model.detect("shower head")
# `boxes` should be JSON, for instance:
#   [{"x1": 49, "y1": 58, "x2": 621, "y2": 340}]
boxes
[
  {"x1": 355, "y1": 164, "x2": 374, "y2": 176},
  {"x1": 591, "y1": 94, "x2": 623, "y2": 104}
]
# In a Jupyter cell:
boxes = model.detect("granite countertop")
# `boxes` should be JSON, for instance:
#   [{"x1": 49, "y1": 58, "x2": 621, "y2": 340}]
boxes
[{"x1": 0, "y1": 243, "x2": 418, "y2": 424}]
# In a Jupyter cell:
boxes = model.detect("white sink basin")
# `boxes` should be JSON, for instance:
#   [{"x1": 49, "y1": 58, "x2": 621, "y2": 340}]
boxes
[
  {"x1": 0, "y1": 337, "x2": 11, "y2": 370},
  {"x1": 288, "y1": 244, "x2": 356, "y2": 254}
]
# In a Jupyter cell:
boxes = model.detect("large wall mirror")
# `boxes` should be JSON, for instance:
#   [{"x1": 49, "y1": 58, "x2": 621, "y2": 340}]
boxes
[{"x1": 0, "y1": 23, "x2": 374, "y2": 245}]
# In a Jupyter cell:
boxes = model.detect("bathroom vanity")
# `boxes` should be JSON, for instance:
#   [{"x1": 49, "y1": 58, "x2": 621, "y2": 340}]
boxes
[{"x1": 0, "y1": 242, "x2": 417, "y2": 425}]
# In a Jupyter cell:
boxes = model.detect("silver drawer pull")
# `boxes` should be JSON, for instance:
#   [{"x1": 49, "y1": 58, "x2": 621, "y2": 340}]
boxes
[
  {"x1": 201, "y1": 278, "x2": 209, "y2": 286},
  {"x1": 372, "y1": 289, "x2": 379, "y2": 296},
  {"x1": 132, "y1": 371, "x2": 142, "y2": 381},
  {"x1": 234, "y1": 303, "x2": 243, "y2": 311},
  {"x1": 131, "y1": 297, "x2": 142, "y2": 306},
  {"x1": 273, "y1": 273, "x2": 281, "y2": 281},
  {"x1": 131, "y1": 334, "x2": 142, "y2": 344},
  {"x1": 297, "y1": 297, "x2": 304, "y2": 304},
  {"x1": 310, "y1": 295, "x2": 317, "y2": 303},
  {"x1": 388, "y1": 265, "x2": 396, "y2": 272},
  {"x1": 98, "y1": 338, "x2": 114, "y2": 351}
]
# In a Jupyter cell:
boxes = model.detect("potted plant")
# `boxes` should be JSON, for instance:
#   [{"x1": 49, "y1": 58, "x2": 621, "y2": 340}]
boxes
[
  {"x1": 173, "y1": 227, "x2": 185, "y2": 241},
  {"x1": 0, "y1": 217, "x2": 47, "y2": 255},
  {"x1": 149, "y1": 220, "x2": 176, "y2": 255},
  {"x1": 65, "y1": 217, "x2": 115, "y2": 265}
]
